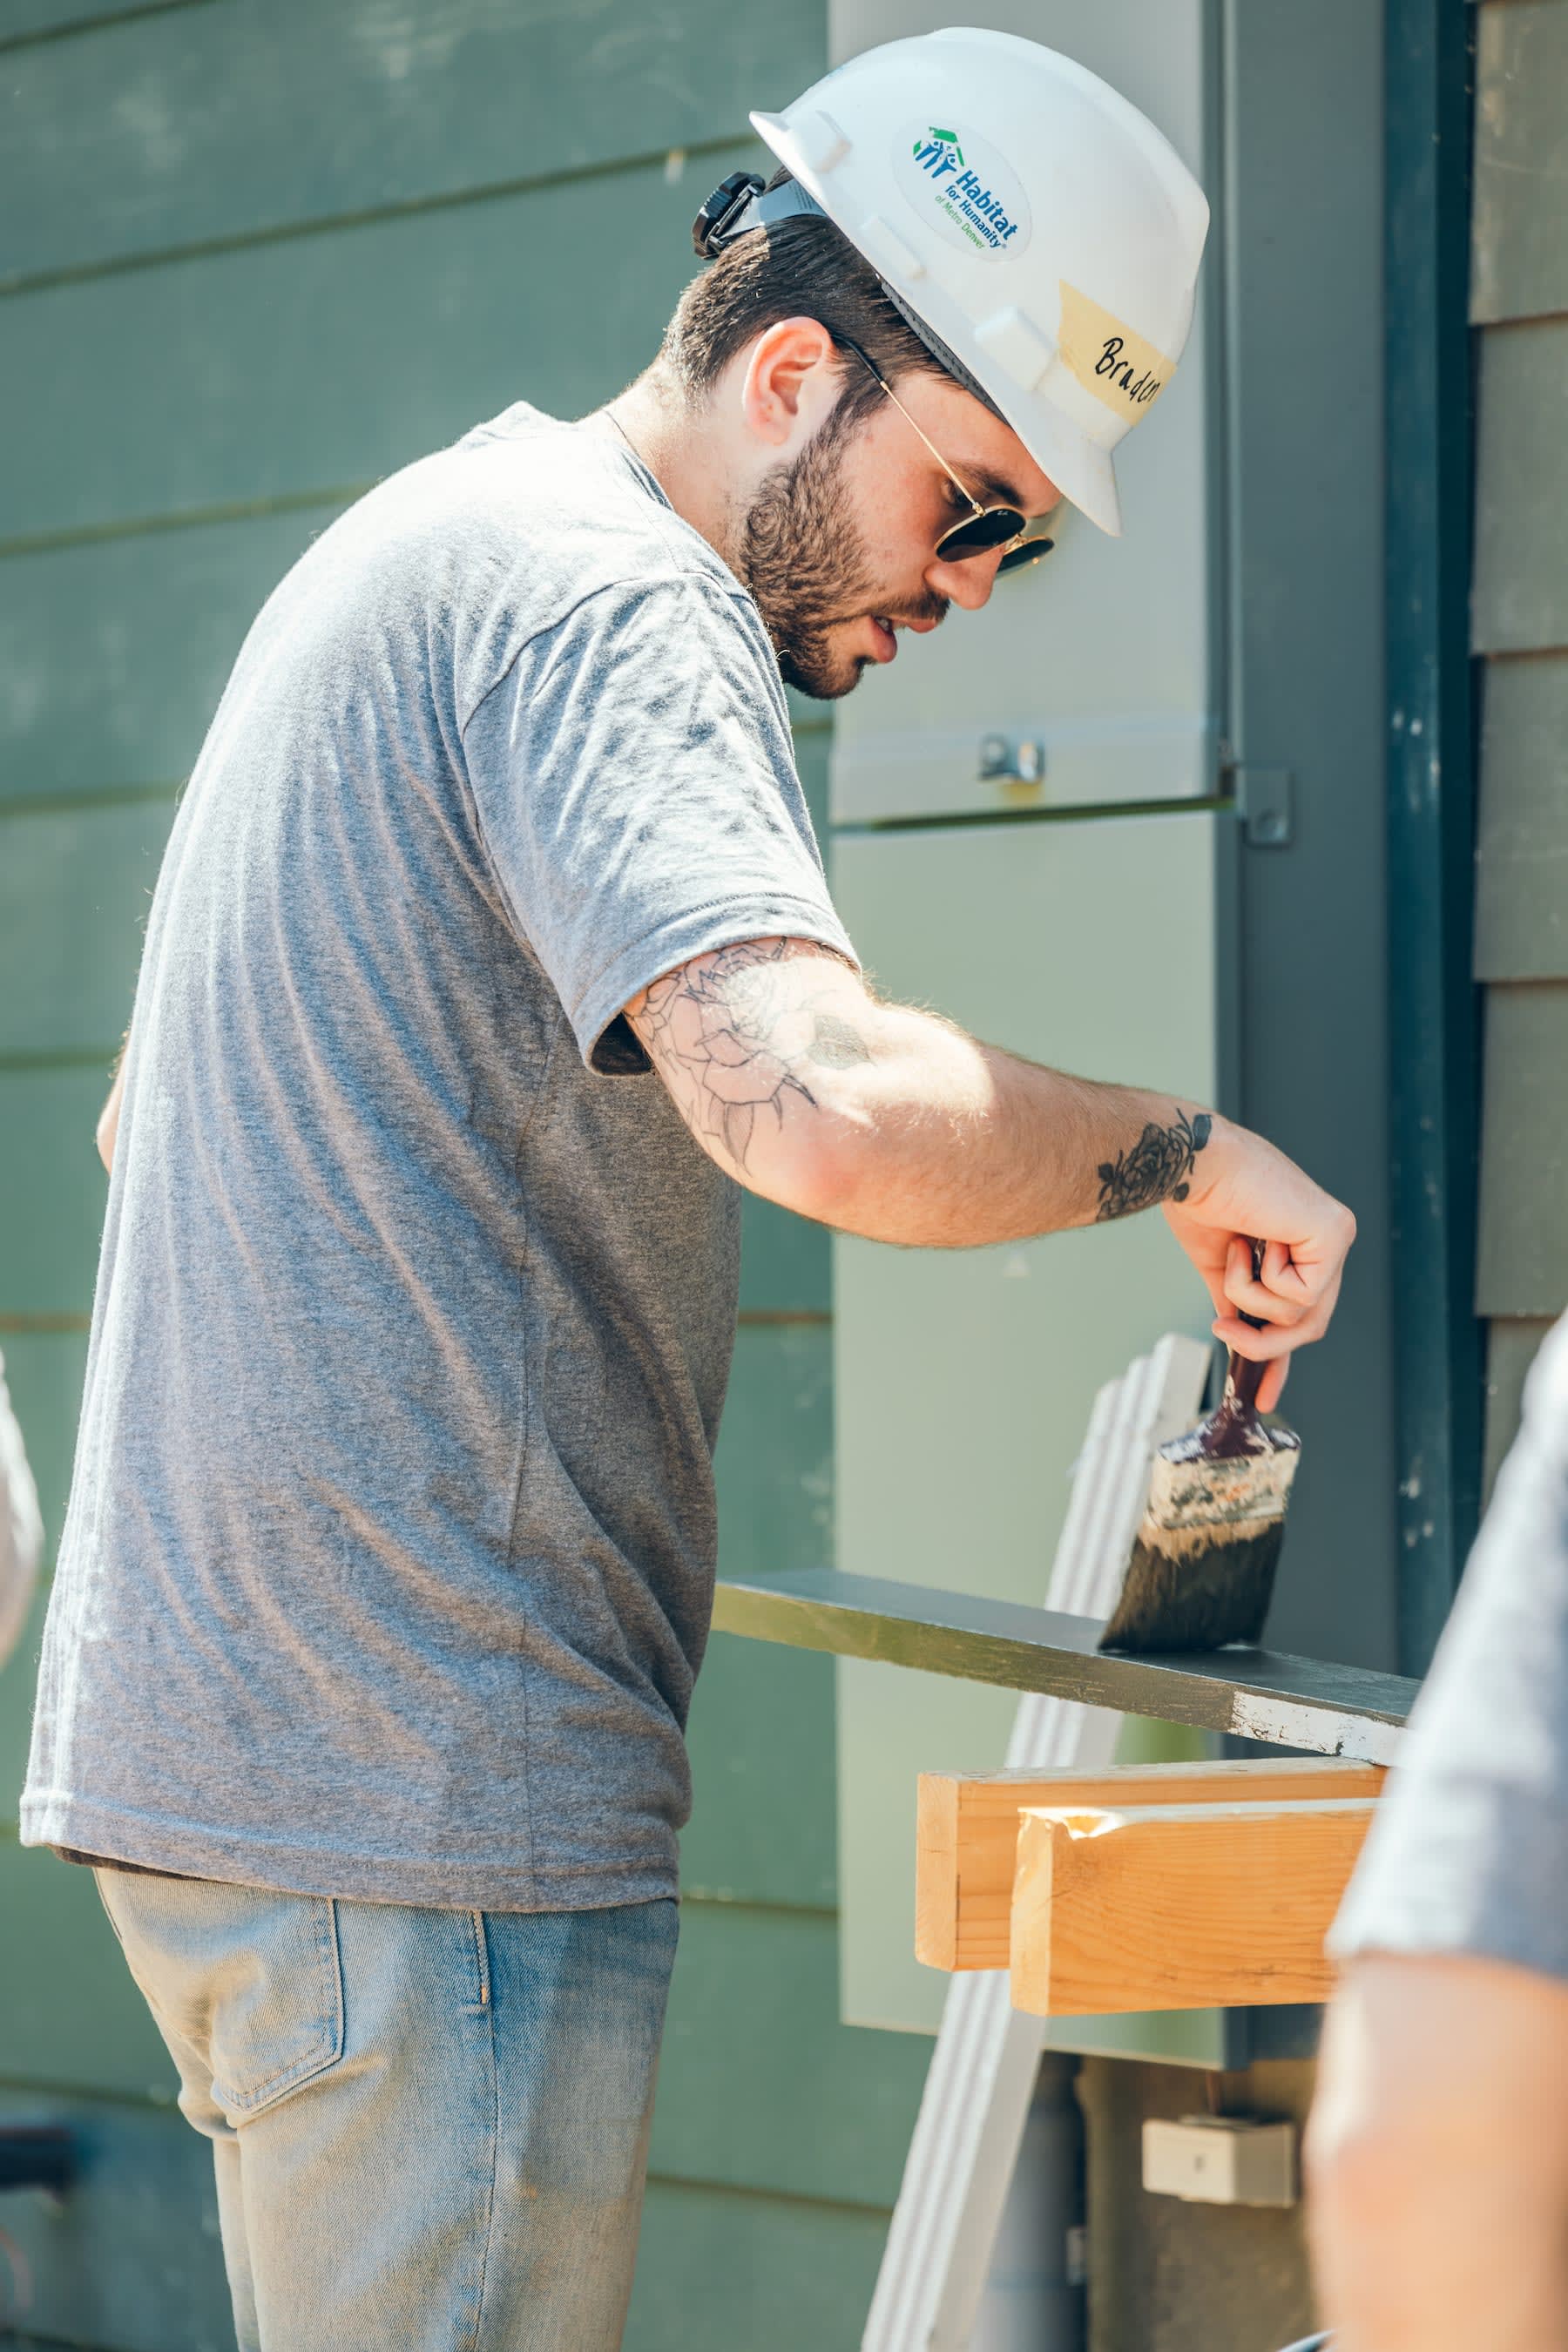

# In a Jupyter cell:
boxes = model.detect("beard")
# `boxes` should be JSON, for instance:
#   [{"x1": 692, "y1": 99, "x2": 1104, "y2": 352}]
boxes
[{"x1": 735, "y1": 409, "x2": 944, "y2": 700}]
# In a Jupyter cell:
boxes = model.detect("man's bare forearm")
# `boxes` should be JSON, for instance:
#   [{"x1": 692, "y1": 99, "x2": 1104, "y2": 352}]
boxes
[{"x1": 629, "y1": 938, "x2": 1213, "y2": 1247}]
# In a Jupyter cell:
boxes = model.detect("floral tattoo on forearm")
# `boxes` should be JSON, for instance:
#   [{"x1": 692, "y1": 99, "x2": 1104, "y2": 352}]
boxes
[
  {"x1": 1096, "y1": 1108, "x2": 1213, "y2": 1222},
  {"x1": 633, "y1": 939, "x2": 870, "y2": 1174}
]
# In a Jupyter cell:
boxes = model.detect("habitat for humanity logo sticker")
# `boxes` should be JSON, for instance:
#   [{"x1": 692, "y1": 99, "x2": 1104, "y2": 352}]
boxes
[{"x1": 898, "y1": 122, "x2": 1031, "y2": 261}]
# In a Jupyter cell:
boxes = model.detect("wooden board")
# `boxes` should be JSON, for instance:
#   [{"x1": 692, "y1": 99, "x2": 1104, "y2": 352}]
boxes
[
  {"x1": 916, "y1": 1756, "x2": 1387, "y2": 1972},
  {"x1": 1010, "y1": 1799, "x2": 1376, "y2": 2017}
]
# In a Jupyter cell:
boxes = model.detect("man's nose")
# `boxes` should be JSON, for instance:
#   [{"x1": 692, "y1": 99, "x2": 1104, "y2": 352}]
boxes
[{"x1": 925, "y1": 550, "x2": 1002, "y2": 612}]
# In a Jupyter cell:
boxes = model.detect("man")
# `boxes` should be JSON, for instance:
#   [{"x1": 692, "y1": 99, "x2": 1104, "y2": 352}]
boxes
[
  {"x1": 1307, "y1": 1315, "x2": 1568, "y2": 2351},
  {"x1": 24, "y1": 31, "x2": 1354, "y2": 2352}
]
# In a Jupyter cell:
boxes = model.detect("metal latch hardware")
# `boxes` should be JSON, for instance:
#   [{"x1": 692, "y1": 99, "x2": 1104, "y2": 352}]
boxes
[
  {"x1": 1228, "y1": 766, "x2": 1294, "y2": 849},
  {"x1": 978, "y1": 734, "x2": 1046, "y2": 788}
]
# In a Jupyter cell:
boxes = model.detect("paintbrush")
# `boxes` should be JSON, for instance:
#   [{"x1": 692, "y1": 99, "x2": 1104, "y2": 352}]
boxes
[{"x1": 1098, "y1": 1240, "x2": 1301, "y2": 1654}]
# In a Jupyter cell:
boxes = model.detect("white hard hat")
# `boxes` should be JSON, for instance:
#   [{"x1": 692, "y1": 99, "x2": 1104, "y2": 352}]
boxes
[{"x1": 711, "y1": 28, "x2": 1210, "y2": 537}]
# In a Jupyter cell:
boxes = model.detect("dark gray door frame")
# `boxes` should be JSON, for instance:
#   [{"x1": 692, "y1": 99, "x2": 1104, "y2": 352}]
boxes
[{"x1": 1384, "y1": 0, "x2": 1483, "y2": 1676}]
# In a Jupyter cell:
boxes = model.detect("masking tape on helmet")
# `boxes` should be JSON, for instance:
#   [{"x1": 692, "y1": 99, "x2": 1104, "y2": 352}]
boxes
[{"x1": 1058, "y1": 282, "x2": 1174, "y2": 422}]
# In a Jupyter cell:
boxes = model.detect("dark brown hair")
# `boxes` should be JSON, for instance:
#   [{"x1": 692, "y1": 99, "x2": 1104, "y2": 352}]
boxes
[{"x1": 661, "y1": 171, "x2": 945, "y2": 428}]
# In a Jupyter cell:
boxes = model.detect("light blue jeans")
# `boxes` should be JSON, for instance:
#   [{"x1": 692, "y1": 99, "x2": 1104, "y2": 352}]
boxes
[{"x1": 93, "y1": 1869, "x2": 679, "y2": 2352}]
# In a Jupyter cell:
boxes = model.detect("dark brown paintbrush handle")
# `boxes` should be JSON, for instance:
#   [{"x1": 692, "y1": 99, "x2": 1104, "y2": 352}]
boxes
[{"x1": 1227, "y1": 1238, "x2": 1270, "y2": 1414}]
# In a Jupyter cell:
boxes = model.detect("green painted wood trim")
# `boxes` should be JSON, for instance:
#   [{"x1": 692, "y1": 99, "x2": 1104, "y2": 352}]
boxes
[
  {"x1": 713, "y1": 1568, "x2": 1416, "y2": 1755},
  {"x1": 1385, "y1": 0, "x2": 1485, "y2": 1673}
]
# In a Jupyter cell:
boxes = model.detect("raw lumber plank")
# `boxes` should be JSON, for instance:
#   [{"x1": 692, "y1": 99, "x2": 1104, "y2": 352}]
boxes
[
  {"x1": 917, "y1": 1756, "x2": 1387, "y2": 1973},
  {"x1": 1010, "y1": 1799, "x2": 1376, "y2": 2017}
]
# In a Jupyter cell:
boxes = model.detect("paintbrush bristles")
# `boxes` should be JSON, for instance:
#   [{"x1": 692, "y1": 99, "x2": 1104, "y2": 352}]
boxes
[{"x1": 1100, "y1": 1521, "x2": 1286, "y2": 1654}]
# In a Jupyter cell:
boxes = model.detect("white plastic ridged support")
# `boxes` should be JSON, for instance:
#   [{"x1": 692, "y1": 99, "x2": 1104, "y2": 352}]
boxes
[
  {"x1": 791, "y1": 108, "x2": 851, "y2": 175},
  {"x1": 974, "y1": 306, "x2": 1058, "y2": 395},
  {"x1": 861, "y1": 1333, "x2": 1211, "y2": 2352},
  {"x1": 853, "y1": 212, "x2": 927, "y2": 285}
]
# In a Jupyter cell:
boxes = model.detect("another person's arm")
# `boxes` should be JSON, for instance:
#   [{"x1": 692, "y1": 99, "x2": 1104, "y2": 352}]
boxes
[
  {"x1": 96, "y1": 1034, "x2": 129, "y2": 1172},
  {"x1": 627, "y1": 936, "x2": 1355, "y2": 1401},
  {"x1": 1308, "y1": 1952, "x2": 1568, "y2": 2352},
  {"x1": 1306, "y1": 1315, "x2": 1568, "y2": 2350}
]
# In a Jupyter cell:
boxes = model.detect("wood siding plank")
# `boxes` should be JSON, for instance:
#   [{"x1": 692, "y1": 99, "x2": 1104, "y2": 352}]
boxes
[
  {"x1": 0, "y1": 2083, "x2": 230, "y2": 2352},
  {"x1": 0, "y1": 140, "x2": 758, "y2": 547},
  {"x1": 0, "y1": 1069, "x2": 112, "y2": 1315},
  {"x1": 1476, "y1": 983, "x2": 1568, "y2": 1315},
  {"x1": 1471, "y1": 0, "x2": 1568, "y2": 326},
  {"x1": 0, "y1": 799, "x2": 175, "y2": 1055},
  {"x1": 0, "y1": 0, "x2": 821, "y2": 285},
  {"x1": 1484, "y1": 1315, "x2": 1558, "y2": 1498},
  {"x1": 0, "y1": 1842, "x2": 179, "y2": 2096},
  {"x1": 1473, "y1": 321, "x2": 1568, "y2": 654},
  {"x1": 651, "y1": 1903, "x2": 926, "y2": 2205},
  {"x1": 629, "y1": 2180, "x2": 888, "y2": 2352},
  {"x1": 0, "y1": 508, "x2": 348, "y2": 806},
  {"x1": 1475, "y1": 654, "x2": 1568, "y2": 979}
]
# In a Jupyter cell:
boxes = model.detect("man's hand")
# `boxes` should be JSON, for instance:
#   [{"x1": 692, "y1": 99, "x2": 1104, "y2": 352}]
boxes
[
  {"x1": 1162, "y1": 1120, "x2": 1355, "y2": 1412},
  {"x1": 1308, "y1": 1952, "x2": 1568, "y2": 2351},
  {"x1": 626, "y1": 938, "x2": 1355, "y2": 1395}
]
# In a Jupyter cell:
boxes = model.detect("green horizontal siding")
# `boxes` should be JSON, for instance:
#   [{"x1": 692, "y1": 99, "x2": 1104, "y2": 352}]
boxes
[
  {"x1": 0, "y1": 2085, "x2": 229, "y2": 2352},
  {"x1": 1484, "y1": 1316, "x2": 1557, "y2": 1500},
  {"x1": 1472, "y1": 2, "x2": 1568, "y2": 1469},
  {"x1": 0, "y1": 1068, "x2": 112, "y2": 1315},
  {"x1": 652, "y1": 1904, "x2": 924, "y2": 2204},
  {"x1": 1476, "y1": 983, "x2": 1568, "y2": 1316},
  {"x1": 628, "y1": 2178, "x2": 888, "y2": 2352},
  {"x1": 1, "y1": 141, "x2": 759, "y2": 548},
  {"x1": 1472, "y1": 319, "x2": 1568, "y2": 654},
  {"x1": 1474, "y1": 654, "x2": 1568, "y2": 983},
  {"x1": 0, "y1": 509, "x2": 348, "y2": 807},
  {"x1": 0, "y1": 798, "x2": 174, "y2": 1057},
  {"x1": 0, "y1": 0, "x2": 820, "y2": 287},
  {"x1": 1471, "y1": 0, "x2": 1568, "y2": 326}
]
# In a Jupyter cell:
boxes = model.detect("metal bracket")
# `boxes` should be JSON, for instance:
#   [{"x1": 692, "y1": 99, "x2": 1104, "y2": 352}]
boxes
[
  {"x1": 978, "y1": 734, "x2": 1046, "y2": 789},
  {"x1": 1230, "y1": 766, "x2": 1294, "y2": 849}
]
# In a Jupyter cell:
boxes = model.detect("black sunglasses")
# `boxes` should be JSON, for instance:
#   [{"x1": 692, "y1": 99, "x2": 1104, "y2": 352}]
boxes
[{"x1": 835, "y1": 338, "x2": 1055, "y2": 576}]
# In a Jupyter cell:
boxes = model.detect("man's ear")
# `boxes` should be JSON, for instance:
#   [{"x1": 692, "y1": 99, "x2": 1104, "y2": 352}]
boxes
[{"x1": 740, "y1": 316, "x2": 841, "y2": 449}]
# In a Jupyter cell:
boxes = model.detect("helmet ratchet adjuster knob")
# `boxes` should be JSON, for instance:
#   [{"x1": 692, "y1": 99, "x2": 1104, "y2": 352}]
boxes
[{"x1": 691, "y1": 172, "x2": 766, "y2": 258}]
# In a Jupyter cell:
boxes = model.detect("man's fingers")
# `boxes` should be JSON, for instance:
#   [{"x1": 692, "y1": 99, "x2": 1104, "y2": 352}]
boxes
[{"x1": 1213, "y1": 1268, "x2": 1342, "y2": 1360}]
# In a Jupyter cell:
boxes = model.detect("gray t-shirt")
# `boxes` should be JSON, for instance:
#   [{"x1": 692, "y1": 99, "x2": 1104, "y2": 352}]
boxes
[
  {"x1": 22, "y1": 405, "x2": 854, "y2": 1911},
  {"x1": 1331, "y1": 1313, "x2": 1568, "y2": 1978}
]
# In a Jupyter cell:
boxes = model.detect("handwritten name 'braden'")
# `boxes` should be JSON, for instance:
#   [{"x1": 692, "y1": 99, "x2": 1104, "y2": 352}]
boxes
[{"x1": 1095, "y1": 335, "x2": 1163, "y2": 406}]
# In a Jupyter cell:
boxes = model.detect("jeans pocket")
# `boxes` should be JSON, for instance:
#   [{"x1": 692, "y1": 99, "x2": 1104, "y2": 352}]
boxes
[
  {"x1": 208, "y1": 1895, "x2": 345, "y2": 2119},
  {"x1": 96, "y1": 1872, "x2": 346, "y2": 2122}
]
